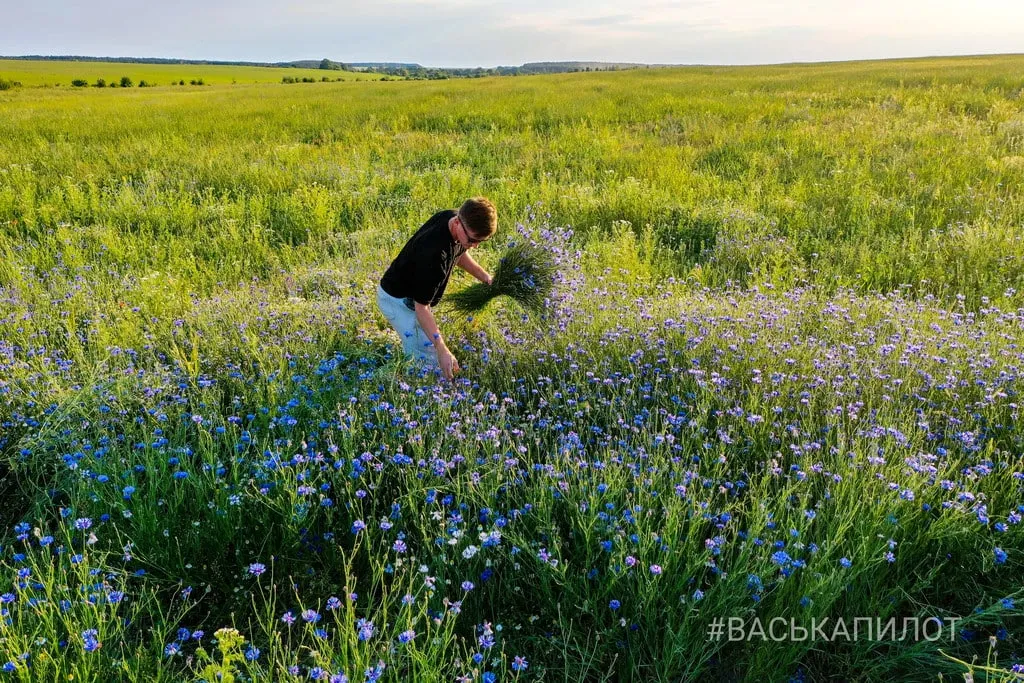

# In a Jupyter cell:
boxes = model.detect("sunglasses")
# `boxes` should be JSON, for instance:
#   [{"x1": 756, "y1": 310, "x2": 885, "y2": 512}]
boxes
[{"x1": 458, "y1": 214, "x2": 488, "y2": 245}]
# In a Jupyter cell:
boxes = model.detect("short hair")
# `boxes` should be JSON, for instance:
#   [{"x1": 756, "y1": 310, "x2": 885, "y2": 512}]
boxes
[{"x1": 458, "y1": 197, "x2": 497, "y2": 240}]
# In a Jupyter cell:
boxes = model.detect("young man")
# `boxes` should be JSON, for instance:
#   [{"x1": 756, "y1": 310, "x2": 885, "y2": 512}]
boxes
[{"x1": 377, "y1": 197, "x2": 497, "y2": 379}]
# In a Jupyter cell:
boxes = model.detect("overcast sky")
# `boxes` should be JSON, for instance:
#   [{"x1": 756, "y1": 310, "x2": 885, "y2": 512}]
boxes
[{"x1": 3, "y1": 0, "x2": 1023, "y2": 68}]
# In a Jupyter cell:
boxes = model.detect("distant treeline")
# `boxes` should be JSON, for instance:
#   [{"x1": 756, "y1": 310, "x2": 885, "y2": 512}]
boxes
[
  {"x1": 336, "y1": 59, "x2": 651, "y2": 79},
  {"x1": 3, "y1": 55, "x2": 293, "y2": 67},
  {"x1": 2, "y1": 55, "x2": 654, "y2": 80}
]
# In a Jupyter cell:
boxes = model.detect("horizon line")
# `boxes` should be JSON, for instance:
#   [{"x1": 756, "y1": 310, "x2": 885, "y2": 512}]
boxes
[{"x1": 3, "y1": 50, "x2": 1024, "y2": 72}]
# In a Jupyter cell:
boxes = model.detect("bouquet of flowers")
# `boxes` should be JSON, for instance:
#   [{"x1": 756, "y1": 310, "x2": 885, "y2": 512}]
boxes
[{"x1": 447, "y1": 242, "x2": 556, "y2": 314}]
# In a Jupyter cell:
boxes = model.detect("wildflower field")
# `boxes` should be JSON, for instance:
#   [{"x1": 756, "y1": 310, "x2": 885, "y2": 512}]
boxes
[{"x1": 0, "y1": 54, "x2": 1023, "y2": 681}]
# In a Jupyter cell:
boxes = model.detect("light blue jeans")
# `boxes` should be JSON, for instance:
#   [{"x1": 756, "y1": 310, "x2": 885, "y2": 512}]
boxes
[{"x1": 376, "y1": 284, "x2": 439, "y2": 367}]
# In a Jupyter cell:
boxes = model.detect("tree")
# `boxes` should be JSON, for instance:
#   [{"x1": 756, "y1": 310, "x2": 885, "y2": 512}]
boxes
[
  {"x1": 120, "y1": 76, "x2": 133, "y2": 87},
  {"x1": 94, "y1": 78, "x2": 106, "y2": 87},
  {"x1": 71, "y1": 79, "x2": 88, "y2": 87}
]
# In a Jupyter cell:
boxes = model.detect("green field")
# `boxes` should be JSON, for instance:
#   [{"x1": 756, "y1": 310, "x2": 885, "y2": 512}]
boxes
[
  {"x1": 0, "y1": 58, "x2": 383, "y2": 86},
  {"x1": 3, "y1": 54, "x2": 1023, "y2": 304},
  {"x1": 0, "y1": 55, "x2": 1022, "y2": 681}
]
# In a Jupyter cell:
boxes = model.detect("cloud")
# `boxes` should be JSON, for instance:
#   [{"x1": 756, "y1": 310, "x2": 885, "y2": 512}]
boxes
[
  {"x1": 570, "y1": 14, "x2": 636, "y2": 27},
  {"x1": 1, "y1": 0, "x2": 1022, "y2": 66}
]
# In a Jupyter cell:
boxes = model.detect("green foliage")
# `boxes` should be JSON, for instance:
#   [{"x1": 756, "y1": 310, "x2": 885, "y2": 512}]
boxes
[
  {"x1": 71, "y1": 78, "x2": 89, "y2": 87},
  {"x1": 318, "y1": 58, "x2": 347, "y2": 71},
  {"x1": 120, "y1": 75, "x2": 133, "y2": 87}
]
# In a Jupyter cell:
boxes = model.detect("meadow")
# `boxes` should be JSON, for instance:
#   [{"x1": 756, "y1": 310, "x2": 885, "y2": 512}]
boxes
[
  {"x1": 0, "y1": 58, "x2": 381, "y2": 87},
  {"x1": 0, "y1": 54, "x2": 1022, "y2": 681}
]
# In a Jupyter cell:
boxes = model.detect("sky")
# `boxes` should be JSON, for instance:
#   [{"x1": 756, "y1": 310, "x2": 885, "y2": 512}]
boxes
[{"x1": 2, "y1": 0, "x2": 1023, "y2": 68}]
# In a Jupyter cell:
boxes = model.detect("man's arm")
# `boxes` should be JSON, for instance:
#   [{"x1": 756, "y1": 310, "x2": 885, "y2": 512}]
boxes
[
  {"x1": 456, "y1": 252, "x2": 493, "y2": 285},
  {"x1": 414, "y1": 302, "x2": 459, "y2": 379}
]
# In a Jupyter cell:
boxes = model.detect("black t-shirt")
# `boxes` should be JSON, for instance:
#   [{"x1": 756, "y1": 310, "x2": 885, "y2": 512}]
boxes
[{"x1": 380, "y1": 209, "x2": 466, "y2": 307}]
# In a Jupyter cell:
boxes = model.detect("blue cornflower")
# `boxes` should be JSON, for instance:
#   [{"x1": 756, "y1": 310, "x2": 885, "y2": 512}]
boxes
[
  {"x1": 82, "y1": 629, "x2": 101, "y2": 652},
  {"x1": 994, "y1": 547, "x2": 1007, "y2": 564},
  {"x1": 356, "y1": 618, "x2": 375, "y2": 641},
  {"x1": 364, "y1": 661, "x2": 385, "y2": 682}
]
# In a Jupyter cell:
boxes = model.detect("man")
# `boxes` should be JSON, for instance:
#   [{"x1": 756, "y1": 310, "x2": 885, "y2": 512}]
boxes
[{"x1": 377, "y1": 197, "x2": 497, "y2": 379}]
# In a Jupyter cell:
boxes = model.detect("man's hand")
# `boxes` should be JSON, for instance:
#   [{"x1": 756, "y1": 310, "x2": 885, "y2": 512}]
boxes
[
  {"x1": 437, "y1": 345, "x2": 460, "y2": 380},
  {"x1": 484, "y1": 274, "x2": 493, "y2": 286}
]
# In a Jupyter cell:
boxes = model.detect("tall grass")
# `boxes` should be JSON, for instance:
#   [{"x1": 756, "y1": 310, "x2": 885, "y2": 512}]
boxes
[{"x1": 1, "y1": 55, "x2": 1023, "y2": 306}]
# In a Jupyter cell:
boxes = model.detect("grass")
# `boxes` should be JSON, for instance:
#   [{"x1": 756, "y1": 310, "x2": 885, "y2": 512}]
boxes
[
  {"x1": 0, "y1": 54, "x2": 1022, "y2": 681},
  {"x1": 0, "y1": 58, "x2": 385, "y2": 86},
  {"x1": 1, "y1": 54, "x2": 1023, "y2": 305}
]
